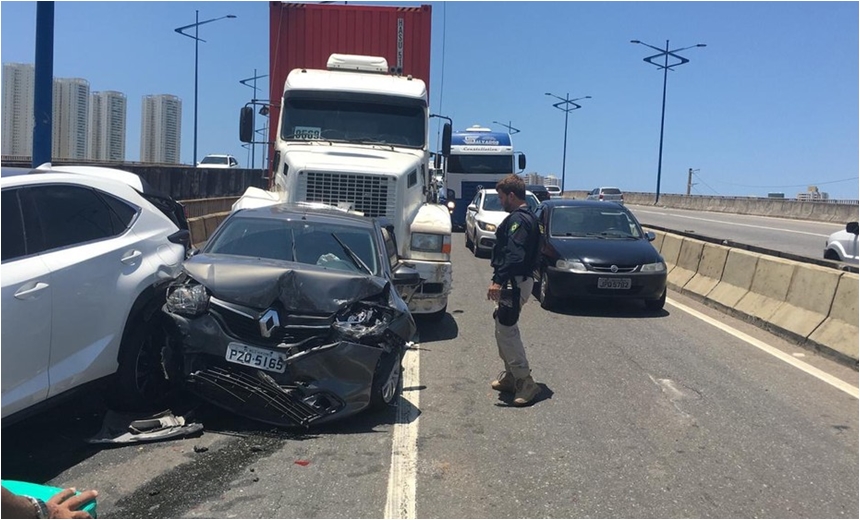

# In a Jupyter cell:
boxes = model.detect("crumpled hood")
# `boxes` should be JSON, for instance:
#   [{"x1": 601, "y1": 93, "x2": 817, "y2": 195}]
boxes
[{"x1": 184, "y1": 254, "x2": 389, "y2": 312}]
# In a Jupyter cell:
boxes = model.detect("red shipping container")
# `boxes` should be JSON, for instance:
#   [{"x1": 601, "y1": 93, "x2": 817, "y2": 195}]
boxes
[{"x1": 268, "y1": 2, "x2": 433, "y2": 149}]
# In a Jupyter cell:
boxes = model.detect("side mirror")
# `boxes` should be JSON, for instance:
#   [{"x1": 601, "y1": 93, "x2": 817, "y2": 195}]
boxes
[
  {"x1": 518, "y1": 153, "x2": 526, "y2": 171},
  {"x1": 467, "y1": 203, "x2": 477, "y2": 212},
  {"x1": 645, "y1": 231, "x2": 656, "y2": 242},
  {"x1": 441, "y1": 123, "x2": 452, "y2": 157},
  {"x1": 847, "y1": 222, "x2": 859, "y2": 235},
  {"x1": 393, "y1": 264, "x2": 422, "y2": 286},
  {"x1": 239, "y1": 106, "x2": 254, "y2": 143}
]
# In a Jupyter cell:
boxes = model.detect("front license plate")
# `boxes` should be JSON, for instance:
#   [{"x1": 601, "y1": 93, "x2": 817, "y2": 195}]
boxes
[
  {"x1": 225, "y1": 342, "x2": 287, "y2": 373},
  {"x1": 597, "y1": 277, "x2": 631, "y2": 290}
]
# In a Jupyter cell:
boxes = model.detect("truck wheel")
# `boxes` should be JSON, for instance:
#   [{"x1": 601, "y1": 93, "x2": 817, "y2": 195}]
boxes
[{"x1": 423, "y1": 305, "x2": 447, "y2": 323}]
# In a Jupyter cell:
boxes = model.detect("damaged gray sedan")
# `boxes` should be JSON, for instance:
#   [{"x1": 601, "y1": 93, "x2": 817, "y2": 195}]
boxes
[{"x1": 162, "y1": 203, "x2": 421, "y2": 428}]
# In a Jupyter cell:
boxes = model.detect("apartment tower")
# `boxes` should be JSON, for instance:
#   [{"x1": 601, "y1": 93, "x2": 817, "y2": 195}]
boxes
[
  {"x1": 52, "y1": 77, "x2": 90, "y2": 160},
  {"x1": 1, "y1": 63, "x2": 35, "y2": 157},
  {"x1": 140, "y1": 94, "x2": 182, "y2": 164},
  {"x1": 88, "y1": 91, "x2": 127, "y2": 161}
]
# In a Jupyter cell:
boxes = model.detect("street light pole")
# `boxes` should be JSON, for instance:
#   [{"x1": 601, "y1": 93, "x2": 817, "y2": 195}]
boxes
[
  {"x1": 492, "y1": 120, "x2": 520, "y2": 135},
  {"x1": 544, "y1": 92, "x2": 590, "y2": 191},
  {"x1": 175, "y1": 11, "x2": 236, "y2": 166},
  {"x1": 631, "y1": 39, "x2": 705, "y2": 203}
]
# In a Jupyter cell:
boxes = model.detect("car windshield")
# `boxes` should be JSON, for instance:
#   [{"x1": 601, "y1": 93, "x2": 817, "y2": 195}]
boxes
[
  {"x1": 200, "y1": 156, "x2": 228, "y2": 165},
  {"x1": 549, "y1": 207, "x2": 642, "y2": 238},
  {"x1": 205, "y1": 217, "x2": 379, "y2": 275},
  {"x1": 481, "y1": 193, "x2": 539, "y2": 212},
  {"x1": 447, "y1": 154, "x2": 514, "y2": 174}
]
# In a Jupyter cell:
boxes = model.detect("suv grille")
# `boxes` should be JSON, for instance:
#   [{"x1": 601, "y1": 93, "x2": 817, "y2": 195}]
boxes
[{"x1": 299, "y1": 171, "x2": 397, "y2": 218}]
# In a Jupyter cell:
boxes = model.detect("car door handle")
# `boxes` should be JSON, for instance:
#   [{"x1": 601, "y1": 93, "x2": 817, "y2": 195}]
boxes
[
  {"x1": 14, "y1": 282, "x2": 49, "y2": 299},
  {"x1": 121, "y1": 250, "x2": 143, "y2": 265}
]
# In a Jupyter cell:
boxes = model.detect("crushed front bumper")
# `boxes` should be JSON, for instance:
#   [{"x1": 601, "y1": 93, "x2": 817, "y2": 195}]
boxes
[{"x1": 407, "y1": 259, "x2": 452, "y2": 314}]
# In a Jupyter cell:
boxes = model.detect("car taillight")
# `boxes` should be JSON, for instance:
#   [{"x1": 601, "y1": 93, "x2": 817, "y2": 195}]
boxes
[{"x1": 599, "y1": 193, "x2": 604, "y2": 200}]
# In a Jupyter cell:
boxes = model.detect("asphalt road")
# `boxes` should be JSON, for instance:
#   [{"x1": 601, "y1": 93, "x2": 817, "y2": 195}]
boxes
[
  {"x1": 2, "y1": 241, "x2": 857, "y2": 518},
  {"x1": 627, "y1": 204, "x2": 844, "y2": 261}
]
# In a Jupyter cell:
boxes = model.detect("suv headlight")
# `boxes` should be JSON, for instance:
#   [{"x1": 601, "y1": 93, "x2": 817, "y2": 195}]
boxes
[
  {"x1": 166, "y1": 283, "x2": 210, "y2": 316},
  {"x1": 411, "y1": 233, "x2": 451, "y2": 254},
  {"x1": 640, "y1": 261, "x2": 667, "y2": 273},
  {"x1": 477, "y1": 220, "x2": 497, "y2": 232},
  {"x1": 556, "y1": 259, "x2": 587, "y2": 272}
]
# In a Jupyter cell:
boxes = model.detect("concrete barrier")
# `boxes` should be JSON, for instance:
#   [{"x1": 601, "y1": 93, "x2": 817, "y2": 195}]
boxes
[
  {"x1": 668, "y1": 238, "x2": 704, "y2": 289},
  {"x1": 652, "y1": 229, "x2": 858, "y2": 366},
  {"x1": 808, "y1": 273, "x2": 859, "y2": 362},
  {"x1": 684, "y1": 242, "x2": 730, "y2": 299}
]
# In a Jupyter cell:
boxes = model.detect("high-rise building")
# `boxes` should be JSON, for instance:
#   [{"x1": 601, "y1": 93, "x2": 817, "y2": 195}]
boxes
[
  {"x1": 140, "y1": 94, "x2": 182, "y2": 164},
  {"x1": 2, "y1": 63, "x2": 35, "y2": 157},
  {"x1": 52, "y1": 77, "x2": 90, "y2": 160},
  {"x1": 89, "y1": 91, "x2": 127, "y2": 161},
  {"x1": 544, "y1": 175, "x2": 560, "y2": 187}
]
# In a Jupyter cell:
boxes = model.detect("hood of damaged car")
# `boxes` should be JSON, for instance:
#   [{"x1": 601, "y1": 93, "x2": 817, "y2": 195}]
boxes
[{"x1": 184, "y1": 254, "x2": 390, "y2": 313}]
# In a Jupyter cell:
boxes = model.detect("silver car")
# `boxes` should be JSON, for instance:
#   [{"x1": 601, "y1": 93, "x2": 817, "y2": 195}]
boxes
[
  {"x1": 824, "y1": 221, "x2": 859, "y2": 264},
  {"x1": 585, "y1": 186, "x2": 624, "y2": 204},
  {"x1": 464, "y1": 188, "x2": 540, "y2": 257}
]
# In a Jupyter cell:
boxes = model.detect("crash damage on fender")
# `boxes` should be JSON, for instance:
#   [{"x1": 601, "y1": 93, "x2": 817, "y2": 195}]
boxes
[{"x1": 161, "y1": 204, "x2": 419, "y2": 428}]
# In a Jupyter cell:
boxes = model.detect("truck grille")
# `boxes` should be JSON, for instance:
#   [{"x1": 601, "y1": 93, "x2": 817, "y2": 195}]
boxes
[{"x1": 299, "y1": 171, "x2": 397, "y2": 218}]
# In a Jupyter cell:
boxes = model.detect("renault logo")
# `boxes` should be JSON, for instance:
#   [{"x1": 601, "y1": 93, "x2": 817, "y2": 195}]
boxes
[
  {"x1": 610, "y1": 265, "x2": 619, "y2": 273},
  {"x1": 259, "y1": 309, "x2": 280, "y2": 338}
]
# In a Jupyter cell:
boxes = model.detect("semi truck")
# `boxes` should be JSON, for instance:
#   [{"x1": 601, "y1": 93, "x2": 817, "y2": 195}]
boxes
[{"x1": 235, "y1": 3, "x2": 453, "y2": 320}]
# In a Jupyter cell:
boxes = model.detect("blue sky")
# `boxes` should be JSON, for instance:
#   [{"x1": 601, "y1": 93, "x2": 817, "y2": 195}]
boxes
[{"x1": 2, "y1": 1, "x2": 858, "y2": 199}]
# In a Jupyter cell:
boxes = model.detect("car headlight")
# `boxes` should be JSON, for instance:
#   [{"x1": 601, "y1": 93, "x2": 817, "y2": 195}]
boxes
[
  {"x1": 477, "y1": 220, "x2": 497, "y2": 232},
  {"x1": 446, "y1": 201, "x2": 455, "y2": 210},
  {"x1": 556, "y1": 259, "x2": 587, "y2": 272},
  {"x1": 411, "y1": 232, "x2": 451, "y2": 254},
  {"x1": 640, "y1": 261, "x2": 667, "y2": 273},
  {"x1": 166, "y1": 283, "x2": 210, "y2": 316}
]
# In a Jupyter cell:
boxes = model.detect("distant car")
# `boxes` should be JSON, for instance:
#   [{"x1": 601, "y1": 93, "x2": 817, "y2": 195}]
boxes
[
  {"x1": 526, "y1": 184, "x2": 551, "y2": 202},
  {"x1": 533, "y1": 199, "x2": 667, "y2": 311},
  {"x1": 824, "y1": 221, "x2": 859, "y2": 264},
  {"x1": 197, "y1": 154, "x2": 240, "y2": 168},
  {"x1": 585, "y1": 186, "x2": 624, "y2": 204},
  {"x1": 464, "y1": 188, "x2": 540, "y2": 257},
  {"x1": 162, "y1": 202, "x2": 422, "y2": 428},
  {"x1": 1, "y1": 165, "x2": 190, "y2": 423},
  {"x1": 545, "y1": 185, "x2": 563, "y2": 199}
]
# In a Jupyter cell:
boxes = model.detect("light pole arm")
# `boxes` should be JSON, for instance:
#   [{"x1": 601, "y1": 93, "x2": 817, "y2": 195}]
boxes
[{"x1": 175, "y1": 15, "x2": 236, "y2": 41}]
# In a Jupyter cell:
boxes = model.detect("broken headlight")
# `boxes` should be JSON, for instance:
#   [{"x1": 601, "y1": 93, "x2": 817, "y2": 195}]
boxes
[
  {"x1": 166, "y1": 283, "x2": 210, "y2": 316},
  {"x1": 333, "y1": 303, "x2": 392, "y2": 339}
]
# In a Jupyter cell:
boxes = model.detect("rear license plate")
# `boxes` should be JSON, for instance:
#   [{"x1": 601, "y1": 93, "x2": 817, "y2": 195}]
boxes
[
  {"x1": 597, "y1": 277, "x2": 631, "y2": 290},
  {"x1": 225, "y1": 342, "x2": 287, "y2": 373}
]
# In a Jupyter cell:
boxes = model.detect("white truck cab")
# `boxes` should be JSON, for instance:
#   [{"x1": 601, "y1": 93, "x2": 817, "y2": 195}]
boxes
[{"x1": 238, "y1": 54, "x2": 453, "y2": 319}]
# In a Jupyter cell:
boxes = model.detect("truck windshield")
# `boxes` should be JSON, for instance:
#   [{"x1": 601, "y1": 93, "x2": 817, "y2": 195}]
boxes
[
  {"x1": 447, "y1": 154, "x2": 513, "y2": 174},
  {"x1": 282, "y1": 96, "x2": 425, "y2": 148}
]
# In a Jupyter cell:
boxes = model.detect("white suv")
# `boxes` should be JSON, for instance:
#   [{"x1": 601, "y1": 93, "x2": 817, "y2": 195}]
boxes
[
  {"x1": 1, "y1": 165, "x2": 189, "y2": 422},
  {"x1": 586, "y1": 186, "x2": 624, "y2": 204},
  {"x1": 824, "y1": 221, "x2": 859, "y2": 264},
  {"x1": 197, "y1": 154, "x2": 240, "y2": 168}
]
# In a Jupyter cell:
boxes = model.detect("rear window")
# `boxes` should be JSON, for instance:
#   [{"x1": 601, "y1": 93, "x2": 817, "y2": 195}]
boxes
[{"x1": 602, "y1": 188, "x2": 622, "y2": 195}]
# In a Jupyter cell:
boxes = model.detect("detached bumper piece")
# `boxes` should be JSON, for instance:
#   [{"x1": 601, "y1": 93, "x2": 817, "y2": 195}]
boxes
[{"x1": 189, "y1": 367, "x2": 338, "y2": 428}]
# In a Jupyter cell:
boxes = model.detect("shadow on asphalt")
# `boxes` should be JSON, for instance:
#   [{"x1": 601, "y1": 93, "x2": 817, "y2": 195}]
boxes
[
  {"x1": 415, "y1": 311, "x2": 459, "y2": 342},
  {"x1": 539, "y1": 298, "x2": 670, "y2": 319}
]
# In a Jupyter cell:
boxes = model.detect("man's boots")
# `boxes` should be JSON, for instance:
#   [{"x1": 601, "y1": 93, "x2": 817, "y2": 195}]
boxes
[
  {"x1": 513, "y1": 375, "x2": 539, "y2": 406},
  {"x1": 491, "y1": 371, "x2": 516, "y2": 393}
]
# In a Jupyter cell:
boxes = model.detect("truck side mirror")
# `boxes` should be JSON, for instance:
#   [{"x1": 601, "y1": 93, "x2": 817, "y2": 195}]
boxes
[
  {"x1": 518, "y1": 153, "x2": 527, "y2": 171},
  {"x1": 240, "y1": 106, "x2": 254, "y2": 143},
  {"x1": 441, "y1": 123, "x2": 452, "y2": 157}
]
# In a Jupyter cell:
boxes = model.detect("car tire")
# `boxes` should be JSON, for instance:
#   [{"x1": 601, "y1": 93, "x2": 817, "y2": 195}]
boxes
[
  {"x1": 370, "y1": 348, "x2": 403, "y2": 410},
  {"x1": 645, "y1": 289, "x2": 667, "y2": 311},
  {"x1": 465, "y1": 229, "x2": 474, "y2": 250},
  {"x1": 110, "y1": 311, "x2": 175, "y2": 411},
  {"x1": 539, "y1": 270, "x2": 556, "y2": 310}
]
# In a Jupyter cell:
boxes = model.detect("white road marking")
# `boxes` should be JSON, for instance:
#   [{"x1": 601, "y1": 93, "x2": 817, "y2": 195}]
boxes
[
  {"x1": 636, "y1": 209, "x2": 828, "y2": 237},
  {"x1": 384, "y1": 340, "x2": 420, "y2": 519},
  {"x1": 667, "y1": 298, "x2": 858, "y2": 399}
]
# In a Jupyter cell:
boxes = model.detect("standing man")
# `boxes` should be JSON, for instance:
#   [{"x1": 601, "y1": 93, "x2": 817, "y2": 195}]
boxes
[{"x1": 486, "y1": 174, "x2": 541, "y2": 406}]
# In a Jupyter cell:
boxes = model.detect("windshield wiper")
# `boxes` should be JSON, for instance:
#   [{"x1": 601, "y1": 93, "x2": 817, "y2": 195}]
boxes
[
  {"x1": 290, "y1": 228, "x2": 297, "y2": 262},
  {"x1": 331, "y1": 233, "x2": 372, "y2": 275},
  {"x1": 585, "y1": 232, "x2": 607, "y2": 239}
]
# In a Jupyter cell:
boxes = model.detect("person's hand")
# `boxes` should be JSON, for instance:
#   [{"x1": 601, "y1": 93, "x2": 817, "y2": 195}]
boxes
[
  {"x1": 46, "y1": 488, "x2": 97, "y2": 519},
  {"x1": 487, "y1": 282, "x2": 502, "y2": 302}
]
